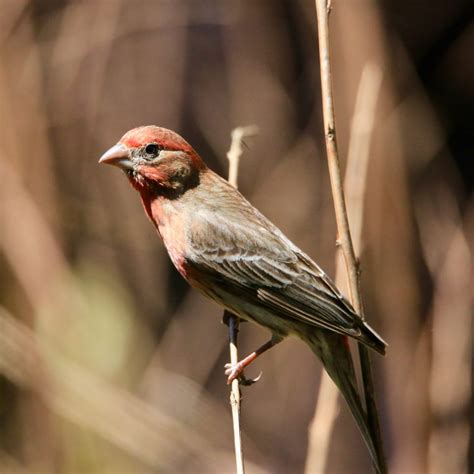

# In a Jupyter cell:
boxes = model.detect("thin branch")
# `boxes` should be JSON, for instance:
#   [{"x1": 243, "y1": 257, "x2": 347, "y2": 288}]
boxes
[
  {"x1": 305, "y1": 62, "x2": 383, "y2": 474},
  {"x1": 225, "y1": 125, "x2": 259, "y2": 474},
  {"x1": 314, "y1": 1, "x2": 386, "y2": 472},
  {"x1": 227, "y1": 126, "x2": 259, "y2": 188}
]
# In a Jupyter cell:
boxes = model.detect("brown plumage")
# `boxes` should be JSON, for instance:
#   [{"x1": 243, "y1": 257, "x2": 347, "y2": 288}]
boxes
[{"x1": 99, "y1": 126, "x2": 387, "y2": 471}]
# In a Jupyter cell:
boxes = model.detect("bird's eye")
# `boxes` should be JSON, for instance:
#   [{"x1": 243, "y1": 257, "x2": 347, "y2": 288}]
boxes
[{"x1": 144, "y1": 143, "x2": 160, "y2": 157}]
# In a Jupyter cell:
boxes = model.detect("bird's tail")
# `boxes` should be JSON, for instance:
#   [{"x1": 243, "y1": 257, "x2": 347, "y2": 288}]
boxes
[
  {"x1": 305, "y1": 330, "x2": 382, "y2": 473},
  {"x1": 358, "y1": 321, "x2": 387, "y2": 356}
]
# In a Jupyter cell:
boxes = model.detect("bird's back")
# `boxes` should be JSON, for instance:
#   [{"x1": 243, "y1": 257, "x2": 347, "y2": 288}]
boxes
[{"x1": 169, "y1": 170, "x2": 386, "y2": 354}]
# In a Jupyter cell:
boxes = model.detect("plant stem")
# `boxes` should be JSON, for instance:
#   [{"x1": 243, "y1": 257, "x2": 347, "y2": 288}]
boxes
[
  {"x1": 305, "y1": 62, "x2": 383, "y2": 474},
  {"x1": 225, "y1": 125, "x2": 258, "y2": 474},
  {"x1": 313, "y1": 1, "x2": 386, "y2": 472}
]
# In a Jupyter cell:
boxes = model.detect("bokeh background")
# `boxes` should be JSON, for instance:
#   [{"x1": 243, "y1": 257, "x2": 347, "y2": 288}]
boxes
[{"x1": 0, "y1": 1, "x2": 472, "y2": 473}]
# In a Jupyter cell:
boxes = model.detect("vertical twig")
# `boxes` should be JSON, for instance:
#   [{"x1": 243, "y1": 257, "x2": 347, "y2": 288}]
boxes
[
  {"x1": 225, "y1": 125, "x2": 259, "y2": 474},
  {"x1": 305, "y1": 62, "x2": 383, "y2": 474},
  {"x1": 313, "y1": 1, "x2": 386, "y2": 472}
]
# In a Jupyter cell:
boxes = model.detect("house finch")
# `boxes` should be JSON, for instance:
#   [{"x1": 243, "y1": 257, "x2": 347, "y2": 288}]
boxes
[{"x1": 99, "y1": 126, "x2": 386, "y2": 470}]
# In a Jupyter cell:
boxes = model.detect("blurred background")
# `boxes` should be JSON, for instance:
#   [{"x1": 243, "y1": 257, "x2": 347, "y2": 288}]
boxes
[{"x1": 0, "y1": 1, "x2": 472, "y2": 473}]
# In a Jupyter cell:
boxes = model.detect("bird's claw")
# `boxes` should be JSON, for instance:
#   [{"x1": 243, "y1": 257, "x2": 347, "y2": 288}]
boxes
[
  {"x1": 239, "y1": 371, "x2": 262, "y2": 386},
  {"x1": 224, "y1": 363, "x2": 262, "y2": 386}
]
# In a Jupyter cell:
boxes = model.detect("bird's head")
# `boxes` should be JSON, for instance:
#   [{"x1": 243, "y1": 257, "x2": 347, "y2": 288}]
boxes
[{"x1": 99, "y1": 126, "x2": 205, "y2": 198}]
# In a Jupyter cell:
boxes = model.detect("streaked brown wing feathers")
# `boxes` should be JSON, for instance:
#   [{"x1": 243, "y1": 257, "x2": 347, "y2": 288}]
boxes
[{"x1": 186, "y1": 208, "x2": 361, "y2": 335}]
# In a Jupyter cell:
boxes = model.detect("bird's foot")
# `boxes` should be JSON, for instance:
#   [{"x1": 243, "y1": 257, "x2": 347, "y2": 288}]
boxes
[{"x1": 224, "y1": 362, "x2": 262, "y2": 386}]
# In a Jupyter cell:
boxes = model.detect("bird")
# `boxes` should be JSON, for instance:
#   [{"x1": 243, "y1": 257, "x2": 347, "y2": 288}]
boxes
[{"x1": 99, "y1": 125, "x2": 386, "y2": 471}]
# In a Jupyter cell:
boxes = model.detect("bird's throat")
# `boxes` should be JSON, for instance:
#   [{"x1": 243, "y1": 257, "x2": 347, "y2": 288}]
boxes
[{"x1": 138, "y1": 192, "x2": 188, "y2": 277}]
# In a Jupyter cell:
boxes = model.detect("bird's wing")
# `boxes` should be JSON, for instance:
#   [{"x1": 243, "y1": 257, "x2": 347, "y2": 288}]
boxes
[{"x1": 185, "y1": 206, "x2": 362, "y2": 338}]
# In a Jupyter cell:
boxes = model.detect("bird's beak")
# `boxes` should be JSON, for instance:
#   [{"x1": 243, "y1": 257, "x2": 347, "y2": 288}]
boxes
[{"x1": 98, "y1": 143, "x2": 133, "y2": 170}]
